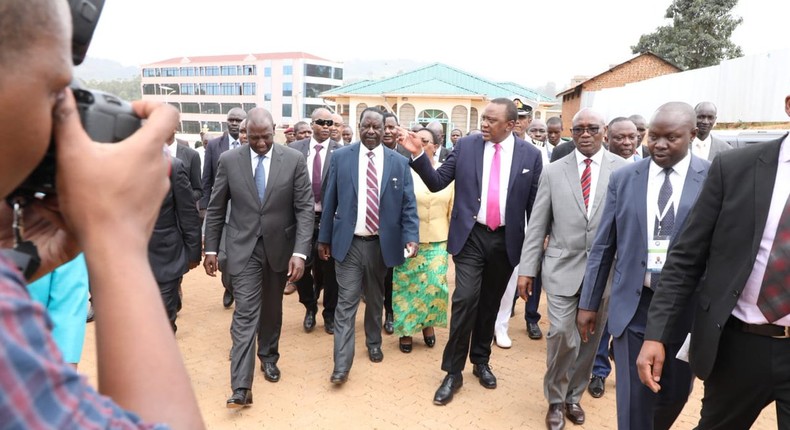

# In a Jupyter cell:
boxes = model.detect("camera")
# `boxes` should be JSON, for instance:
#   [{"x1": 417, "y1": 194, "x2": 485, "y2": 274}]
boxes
[{"x1": 10, "y1": 0, "x2": 141, "y2": 201}]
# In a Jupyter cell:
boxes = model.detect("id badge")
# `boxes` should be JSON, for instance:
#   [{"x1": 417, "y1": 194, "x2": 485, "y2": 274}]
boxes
[{"x1": 647, "y1": 236, "x2": 670, "y2": 273}]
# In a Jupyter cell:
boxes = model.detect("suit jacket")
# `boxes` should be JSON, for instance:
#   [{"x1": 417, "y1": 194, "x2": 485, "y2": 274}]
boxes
[
  {"x1": 318, "y1": 143, "x2": 419, "y2": 268},
  {"x1": 580, "y1": 154, "x2": 710, "y2": 342},
  {"x1": 204, "y1": 143, "x2": 314, "y2": 275},
  {"x1": 175, "y1": 139, "x2": 203, "y2": 205},
  {"x1": 550, "y1": 140, "x2": 576, "y2": 163},
  {"x1": 708, "y1": 135, "x2": 733, "y2": 161},
  {"x1": 645, "y1": 135, "x2": 788, "y2": 379},
  {"x1": 519, "y1": 150, "x2": 628, "y2": 296},
  {"x1": 288, "y1": 137, "x2": 342, "y2": 202},
  {"x1": 410, "y1": 134, "x2": 542, "y2": 266},
  {"x1": 437, "y1": 146, "x2": 450, "y2": 163},
  {"x1": 200, "y1": 132, "x2": 230, "y2": 209},
  {"x1": 148, "y1": 157, "x2": 202, "y2": 283}
]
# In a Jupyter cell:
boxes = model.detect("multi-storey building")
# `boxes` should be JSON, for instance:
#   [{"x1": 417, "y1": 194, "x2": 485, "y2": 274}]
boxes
[{"x1": 140, "y1": 52, "x2": 343, "y2": 134}]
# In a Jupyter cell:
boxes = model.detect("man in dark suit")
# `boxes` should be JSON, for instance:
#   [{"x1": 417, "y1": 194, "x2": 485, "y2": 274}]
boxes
[
  {"x1": 203, "y1": 108, "x2": 313, "y2": 409},
  {"x1": 166, "y1": 132, "x2": 202, "y2": 205},
  {"x1": 399, "y1": 98, "x2": 542, "y2": 405},
  {"x1": 577, "y1": 102, "x2": 710, "y2": 430},
  {"x1": 201, "y1": 107, "x2": 247, "y2": 309},
  {"x1": 148, "y1": 157, "x2": 202, "y2": 332},
  {"x1": 692, "y1": 101, "x2": 732, "y2": 161},
  {"x1": 289, "y1": 108, "x2": 342, "y2": 334},
  {"x1": 318, "y1": 108, "x2": 419, "y2": 384},
  {"x1": 637, "y1": 95, "x2": 790, "y2": 428}
]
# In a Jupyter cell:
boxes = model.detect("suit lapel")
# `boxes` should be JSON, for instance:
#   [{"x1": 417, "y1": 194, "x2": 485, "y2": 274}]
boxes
[
  {"x1": 589, "y1": 152, "x2": 613, "y2": 220},
  {"x1": 380, "y1": 149, "x2": 394, "y2": 195},
  {"x1": 221, "y1": 133, "x2": 230, "y2": 152},
  {"x1": 633, "y1": 158, "x2": 650, "y2": 249},
  {"x1": 507, "y1": 138, "x2": 528, "y2": 203},
  {"x1": 262, "y1": 144, "x2": 283, "y2": 209},
  {"x1": 752, "y1": 140, "x2": 782, "y2": 256},
  {"x1": 350, "y1": 143, "x2": 360, "y2": 198},
  {"x1": 323, "y1": 140, "x2": 338, "y2": 180},
  {"x1": 675, "y1": 155, "x2": 707, "y2": 234},
  {"x1": 238, "y1": 147, "x2": 258, "y2": 205},
  {"x1": 562, "y1": 152, "x2": 587, "y2": 217},
  {"x1": 474, "y1": 136, "x2": 484, "y2": 199}
]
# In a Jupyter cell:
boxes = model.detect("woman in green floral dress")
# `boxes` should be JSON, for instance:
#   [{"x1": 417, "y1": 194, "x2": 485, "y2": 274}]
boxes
[{"x1": 393, "y1": 128, "x2": 453, "y2": 352}]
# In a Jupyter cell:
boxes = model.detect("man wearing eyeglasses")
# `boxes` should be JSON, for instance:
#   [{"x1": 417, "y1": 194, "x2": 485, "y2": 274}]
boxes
[
  {"x1": 289, "y1": 108, "x2": 342, "y2": 335},
  {"x1": 578, "y1": 102, "x2": 710, "y2": 430},
  {"x1": 518, "y1": 108, "x2": 627, "y2": 430}
]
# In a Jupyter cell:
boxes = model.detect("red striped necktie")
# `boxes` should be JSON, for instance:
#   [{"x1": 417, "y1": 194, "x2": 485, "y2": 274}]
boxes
[{"x1": 581, "y1": 158, "x2": 592, "y2": 210}]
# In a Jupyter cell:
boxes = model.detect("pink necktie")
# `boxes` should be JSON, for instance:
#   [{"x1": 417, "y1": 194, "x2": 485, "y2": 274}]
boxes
[{"x1": 486, "y1": 143, "x2": 501, "y2": 230}]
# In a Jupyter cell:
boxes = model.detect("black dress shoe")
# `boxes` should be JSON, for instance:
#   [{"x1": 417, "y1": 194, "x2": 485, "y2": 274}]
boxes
[
  {"x1": 546, "y1": 403, "x2": 565, "y2": 430},
  {"x1": 433, "y1": 373, "x2": 463, "y2": 405},
  {"x1": 588, "y1": 375, "x2": 605, "y2": 398},
  {"x1": 527, "y1": 322, "x2": 543, "y2": 340},
  {"x1": 324, "y1": 319, "x2": 335, "y2": 335},
  {"x1": 368, "y1": 347, "x2": 384, "y2": 363},
  {"x1": 472, "y1": 363, "x2": 497, "y2": 389},
  {"x1": 399, "y1": 337, "x2": 412, "y2": 353},
  {"x1": 565, "y1": 402, "x2": 585, "y2": 425},
  {"x1": 226, "y1": 388, "x2": 252, "y2": 409},
  {"x1": 261, "y1": 362, "x2": 280, "y2": 383},
  {"x1": 423, "y1": 327, "x2": 436, "y2": 347},
  {"x1": 330, "y1": 370, "x2": 348, "y2": 385},
  {"x1": 303, "y1": 309, "x2": 316, "y2": 332},
  {"x1": 223, "y1": 290, "x2": 234, "y2": 308},
  {"x1": 177, "y1": 286, "x2": 183, "y2": 312},
  {"x1": 384, "y1": 312, "x2": 394, "y2": 334}
]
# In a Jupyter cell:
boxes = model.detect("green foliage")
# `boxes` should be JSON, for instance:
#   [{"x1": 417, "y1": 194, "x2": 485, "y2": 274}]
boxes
[
  {"x1": 82, "y1": 76, "x2": 141, "y2": 100},
  {"x1": 632, "y1": 0, "x2": 743, "y2": 70}
]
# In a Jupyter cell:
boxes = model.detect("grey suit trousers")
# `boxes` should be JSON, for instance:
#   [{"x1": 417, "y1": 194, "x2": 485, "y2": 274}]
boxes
[
  {"x1": 230, "y1": 237, "x2": 286, "y2": 390},
  {"x1": 333, "y1": 236, "x2": 387, "y2": 373}
]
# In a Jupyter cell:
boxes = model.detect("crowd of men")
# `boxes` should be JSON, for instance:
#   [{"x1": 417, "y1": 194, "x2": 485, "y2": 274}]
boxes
[{"x1": 3, "y1": 3, "x2": 790, "y2": 427}]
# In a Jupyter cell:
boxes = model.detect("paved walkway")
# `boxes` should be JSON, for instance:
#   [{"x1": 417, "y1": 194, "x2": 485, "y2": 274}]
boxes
[{"x1": 80, "y1": 264, "x2": 777, "y2": 429}]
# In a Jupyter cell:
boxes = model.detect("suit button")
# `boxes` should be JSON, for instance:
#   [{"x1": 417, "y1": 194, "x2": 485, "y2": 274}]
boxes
[
  {"x1": 640, "y1": 261, "x2": 645, "y2": 267},
  {"x1": 477, "y1": 198, "x2": 481, "y2": 202},
  {"x1": 473, "y1": 215, "x2": 477, "y2": 220},
  {"x1": 636, "y1": 289, "x2": 641, "y2": 296},
  {"x1": 716, "y1": 323, "x2": 722, "y2": 330},
  {"x1": 732, "y1": 290, "x2": 740, "y2": 297}
]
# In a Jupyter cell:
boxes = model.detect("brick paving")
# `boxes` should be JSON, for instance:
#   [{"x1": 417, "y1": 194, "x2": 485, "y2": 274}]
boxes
[{"x1": 80, "y1": 263, "x2": 777, "y2": 429}]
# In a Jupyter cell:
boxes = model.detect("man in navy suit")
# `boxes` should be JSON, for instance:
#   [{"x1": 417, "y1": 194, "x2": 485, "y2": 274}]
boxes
[
  {"x1": 318, "y1": 108, "x2": 419, "y2": 384},
  {"x1": 399, "y1": 98, "x2": 542, "y2": 405},
  {"x1": 577, "y1": 102, "x2": 710, "y2": 430},
  {"x1": 201, "y1": 107, "x2": 246, "y2": 309}
]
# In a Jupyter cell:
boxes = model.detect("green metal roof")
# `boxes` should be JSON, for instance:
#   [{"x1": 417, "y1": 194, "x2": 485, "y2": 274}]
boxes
[{"x1": 321, "y1": 63, "x2": 554, "y2": 103}]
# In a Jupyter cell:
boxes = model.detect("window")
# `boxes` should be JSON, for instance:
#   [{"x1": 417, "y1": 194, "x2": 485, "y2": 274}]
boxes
[
  {"x1": 182, "y1": 121, "x2": 201, "y2": 134},
  {"x1": 205, "y1": 121, "x2": 222, "y2": 132},
  {"x1": 242, "y1": 82, "x2": 256, "y2": 95},
  {"x1": 162, "y1": 67, "x2": 178, "y2": 77},
  {"x1": 282, "y1": 104, "x2": 292, "y2": 117},
  {"x1": 220, "y1": 83, "x2": 239, "y2": 95},
  {"x1": 264, "y1": 67, "x2": 271, "y2": 77},
  {"x1": 142, "y1": 68, "x2": 158, "y2": 77},
  {"x1": 283, "y1": 65, "x2": 292, "y2": 75},
  {"x1": 221, "y1": 65, "x2": 243, "y2": 76},
  {"x1": 221, "y1": 103, "x2": 242, "y2": 114},
  {"x1": 303, "y1": 104, "x2": 325, "y2": 118},
  {"x1": 181, "y1": 102, "x2": 200, "y2": 113},
  {"x1": 304, "y1": 64, "x2": 332, "y2": 79},
  {"x1": 245, "y1": 65, "x2": 256, "y2": 75},
  {"x1": 142, "y1": 84, "x2": 158, "y2": 95},
  {"x1": 180, "y1": 83, "x2": 196, "y2": 95},
  {"x1": 179, "y1": 67, "x2": 195, "y2": 76},
  {"x1": 304, "y1": 83, "x2": 337, "y2": 98},
  {"x1": 264, "y1": 93, "x2": 272, "y2": 101},
  {"x1": 200, "y1": 102, "x2": 221, "y2": 115},
  {"x1": 202, "y1": 66, "x2": 219, "y2": 76},
  {"x1": 333, "y1": 68, "x2": 343, "y2": 80},
  {"x1": 200, "y1": 83, "x2": 220, "y2": 95},
  {"x1": 243, "y1": 103, "x2": 257, "y2": 112},
  {"x1": 282, "y1": 82, "x2": 292, "y2": 97}
]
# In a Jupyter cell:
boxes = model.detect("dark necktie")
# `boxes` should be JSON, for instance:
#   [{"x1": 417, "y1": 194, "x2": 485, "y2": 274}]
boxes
[
  {"x1": 757, "y1": 193, "x2": 790, "y2": 322},
  {"x1": 312, "y1": 144, "x2": 323, "y2": 204},
  {"x1": 365, "y1": 152, "x2": 379, "y2": 234},
  {"x1": 651, "y1": 167, "x2": 675, "y2": 289},
  {"x1": 254, "y1": 155, "x2": 266, "y2": 202},
  {"x1": 581, "y1": 159, "x2": 592, "y2": 211},
  {"x1": 231, "y1": 140, "x2": 239, "y2": 149}
]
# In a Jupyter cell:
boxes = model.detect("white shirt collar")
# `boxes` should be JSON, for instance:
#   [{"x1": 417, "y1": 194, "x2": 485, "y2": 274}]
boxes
[
  {"x1": 694, "y1": 134, "x2": 712, "y2": 148},
  {"x1": 573, "y1": 146, "x2": 605, "y2": 166},
  {"x1": 649, "y1": 150, "x2": 692, "y2": 178},
  {"x1": 310, "y1": 136, "x2": 330, "y2": 149}
]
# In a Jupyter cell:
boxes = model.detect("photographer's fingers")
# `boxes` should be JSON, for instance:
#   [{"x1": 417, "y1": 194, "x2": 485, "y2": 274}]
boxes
[
  {"x1": 130, "y1": 101, "x2": 180, "y2": 152},
  {"x1": 53, "y1": 88, "x2": 92, "y2": 158}
]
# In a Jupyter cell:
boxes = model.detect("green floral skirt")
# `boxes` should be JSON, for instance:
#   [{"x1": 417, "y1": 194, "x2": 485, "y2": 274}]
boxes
[{"x1": 392, "y1": 241, "x2": 449, "y2": 337}]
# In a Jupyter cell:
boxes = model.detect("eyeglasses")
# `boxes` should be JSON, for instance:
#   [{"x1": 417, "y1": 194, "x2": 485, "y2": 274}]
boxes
[
  {"x1": 571, "y1": 126, "x2": 601, "y2": 136},
  {"x1": 313, "y1": 119, "x2": 334, "y2": 127}
]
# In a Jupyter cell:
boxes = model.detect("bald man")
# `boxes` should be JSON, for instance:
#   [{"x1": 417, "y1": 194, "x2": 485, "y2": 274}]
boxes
[
  {"x1": 330, "y1": 113, "x2": 345, "y2": 143},
  {"x1": 578, "y1": 102, "x2": 710, "y2": 429}
]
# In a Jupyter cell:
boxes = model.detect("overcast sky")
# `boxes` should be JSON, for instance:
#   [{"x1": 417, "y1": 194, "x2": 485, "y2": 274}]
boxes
[{"x1": 86, "y1": 0, "x2": 789, "y2": 90}]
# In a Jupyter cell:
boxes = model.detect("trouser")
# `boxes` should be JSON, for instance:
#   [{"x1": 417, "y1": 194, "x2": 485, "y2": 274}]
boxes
[
  {"x1": 159, "y1": 277, "x2": 182, "y2": 333},
  {"x1": 296, "y1": 221, "x2": 338, "y2": 322}
]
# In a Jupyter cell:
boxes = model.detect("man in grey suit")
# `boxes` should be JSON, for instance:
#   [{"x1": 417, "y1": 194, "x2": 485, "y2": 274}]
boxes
[
  {"x1": 203, "y1": 108, "x2": 313, "y2": 409},
  {"x1": 518, "y1": 108, "x2": 627, "y2": 430},
  {"x1": 289, "y1": 108, "x2": 342, "y2": 334},
  {"x1": 578, "y1": 102, "x2": 710, "y2": 430},
  {"x1": 693, "y1": 101, "x2": 732, "y2": 161}
]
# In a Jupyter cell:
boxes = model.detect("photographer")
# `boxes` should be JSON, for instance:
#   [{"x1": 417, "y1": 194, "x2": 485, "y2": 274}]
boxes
[{"x1": 0, "y1": 1, "x2": 203, "y2": 428}]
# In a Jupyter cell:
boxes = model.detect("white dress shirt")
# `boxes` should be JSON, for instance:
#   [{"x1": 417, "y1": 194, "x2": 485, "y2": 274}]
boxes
[
  {"x1": 306, "y1": 137, "x2": 330, "y2": 212},
  {"x1": 477, "y1": 133, "x2": 515, "y2": 227},
  {"x1": 354, "y1": 144, "x2": 384, "y2": 236},
  {"x1": 644, "y1": 152, "x2": 691, "y2": 286},
  {"x1": 692, "y1": 134, "x2": 712, "y2": 161},
  {"x1": 168, "y1": 139, "x2": 178, "y2": 157},
  {"x1": 532, "y1": 139, "x2": 555, "y2": 166},
  {"x1": 574, "y1": 147, "x2": 605, "y2": 218},
  {"x1": 734, "y1": 136, "x2": 790, "y2": 325}
]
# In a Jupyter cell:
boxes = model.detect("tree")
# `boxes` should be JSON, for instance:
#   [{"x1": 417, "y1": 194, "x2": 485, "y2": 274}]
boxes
[
  {"x1": 83, "y1": 76, "x2": 142, "y2": 101},
  {"x1": 632, "y1": 0, "x2": 743, "y2": 70}
]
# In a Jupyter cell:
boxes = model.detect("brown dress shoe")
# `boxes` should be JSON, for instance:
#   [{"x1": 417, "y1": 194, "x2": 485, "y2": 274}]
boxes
[
  {"x1": 284, "y1": 282, "x2": 297, "y2": 295},
  {"x1": 564, "y1": 402, "x2": 585, "y2": 425},
  {"x1": 546, "y1": 403, "x2": 565, "y2": 429}
]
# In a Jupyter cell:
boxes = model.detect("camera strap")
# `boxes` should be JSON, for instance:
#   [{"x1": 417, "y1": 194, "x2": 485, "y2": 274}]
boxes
[{"x1": 0, "y1": 200, "x2": 41, "y2": 280}]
